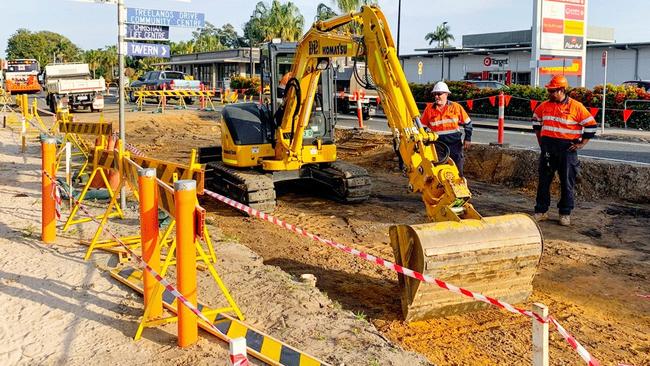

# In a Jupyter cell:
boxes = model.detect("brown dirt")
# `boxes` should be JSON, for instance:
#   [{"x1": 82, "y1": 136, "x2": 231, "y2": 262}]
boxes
[{"x1": 96, "y1": 110, "x2": 649, "y2": 365}]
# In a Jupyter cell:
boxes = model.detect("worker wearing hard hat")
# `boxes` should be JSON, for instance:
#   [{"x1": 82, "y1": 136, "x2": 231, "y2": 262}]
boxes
[
  {"x1": 532, "y1": 75, "x2": 597, "y2": 226},
  {"x1": 420, "y1": 81, "x2": 473, "y2": 176}
]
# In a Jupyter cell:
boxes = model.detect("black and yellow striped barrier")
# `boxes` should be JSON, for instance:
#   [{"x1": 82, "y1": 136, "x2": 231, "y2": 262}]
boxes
[
  {"x1": 131, "y1": 150, "x2": 205, "y2": 194},
  {"x1": 58, "y1": 122, "x2": 112, "y2": 136},
  {"x1": 111, "y1": 266, "x2": 326, "y2": 366},
  {"x1": 133, "y1": 90, "x2": 215, "y2": 98}
]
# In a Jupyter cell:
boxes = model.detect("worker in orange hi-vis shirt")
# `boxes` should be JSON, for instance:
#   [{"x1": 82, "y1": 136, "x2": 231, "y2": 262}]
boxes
[
  {"x1": 420, "y1": 81, "x2": 473, "y2": 176},
  {"x1": 531, "y1": 75, "x2": 597, "y2": 226}
]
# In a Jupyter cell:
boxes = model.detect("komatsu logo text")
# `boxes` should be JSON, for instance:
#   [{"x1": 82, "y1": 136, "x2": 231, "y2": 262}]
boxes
[
  {"x1": 308, "y1": 40, "x2": 347, "y2": 56},
  {"x1": 321, "y1": 44, "x2": 347, "y2": 55}
]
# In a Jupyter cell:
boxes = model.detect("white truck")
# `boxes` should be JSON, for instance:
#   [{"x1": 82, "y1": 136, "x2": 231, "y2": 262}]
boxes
[{"x1": 45, "y1": 63, "x2": 105, "y2": 113}]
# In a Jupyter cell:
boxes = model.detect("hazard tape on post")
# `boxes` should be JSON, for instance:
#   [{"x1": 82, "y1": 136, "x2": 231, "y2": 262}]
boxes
[{"x1": 201, "y1": 187, "x2": 601, "y2": 366}]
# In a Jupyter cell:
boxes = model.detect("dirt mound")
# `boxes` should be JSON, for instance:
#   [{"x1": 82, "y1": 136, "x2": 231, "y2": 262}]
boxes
[{"x1": 465, "y1": 144, "x2": 650, "y2": 203}]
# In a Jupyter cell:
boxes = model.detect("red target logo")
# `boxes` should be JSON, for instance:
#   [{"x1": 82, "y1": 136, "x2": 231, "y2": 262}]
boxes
[{"x1": 483, "y1": 57, "x2": 492, "y2": 67}]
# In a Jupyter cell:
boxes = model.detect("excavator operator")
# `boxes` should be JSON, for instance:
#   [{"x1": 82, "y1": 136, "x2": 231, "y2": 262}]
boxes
[{"x1": 420, "y1": 81, "x2": 473, "y2": 176}]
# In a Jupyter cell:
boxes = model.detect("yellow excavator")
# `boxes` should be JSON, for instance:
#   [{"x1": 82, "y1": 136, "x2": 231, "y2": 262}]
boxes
[{"x1": 200, "y1": 5, "x2": 543, "y2": 322}]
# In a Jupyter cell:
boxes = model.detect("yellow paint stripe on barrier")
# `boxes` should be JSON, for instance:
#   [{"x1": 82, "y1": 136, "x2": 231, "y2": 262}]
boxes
[{"x1": 110, "y1": 266, "x2": 326, "y2": 366}]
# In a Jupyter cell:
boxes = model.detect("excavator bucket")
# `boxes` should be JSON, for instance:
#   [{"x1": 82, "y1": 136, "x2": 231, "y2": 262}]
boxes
[{"x1": 390, "y1": 214, "x2": 543, "y2": 322}]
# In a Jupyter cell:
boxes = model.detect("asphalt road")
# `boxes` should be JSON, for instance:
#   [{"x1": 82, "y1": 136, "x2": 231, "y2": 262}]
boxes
[
  {"x1": 34, "y1": 92, "x2": 650, "y2": 165},
  {"x1": 336, "y1": 114, "x2": 650, "y2": 165}
]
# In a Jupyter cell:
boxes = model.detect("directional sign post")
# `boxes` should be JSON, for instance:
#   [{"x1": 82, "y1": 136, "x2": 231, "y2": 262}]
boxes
[
  {"x1": 126, "y1": 42, "x2": 170, "y2": 58},
  {"x1": 126, "y1": 24, "x2": 170, "y2": 41},
  {"x1": 127, "y1": 8, "x2": 205, "y2": 28}
]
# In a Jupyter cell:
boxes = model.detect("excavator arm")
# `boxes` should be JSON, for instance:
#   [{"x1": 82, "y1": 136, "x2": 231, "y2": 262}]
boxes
[
  {"x1": 276, "y1": 6, "x2": 479, "y2": 222},
  {"x1": 273, "y1": 6, "x2": 543, "y2": 322}
]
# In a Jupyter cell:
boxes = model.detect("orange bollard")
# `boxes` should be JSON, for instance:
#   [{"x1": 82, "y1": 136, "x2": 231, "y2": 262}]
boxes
[
  {"x1": 355, "y1": 90, "x2": 365, "y2": 129},
  {"x1": 41, "y1": 137, "x2": 57, "y2": 243},
  {"x1": 199, "y1": 83, "x2": 205, "y2": 110},
  {"x1": 497, "y1": 92, "x2": 505, "y2": 145},
  {"x1": 139, "y1": 168, "x2": 162, "y2": 319},
  {"x1": 175, "y1": 180, "x2": 198, "y2": 348},
  {"x1": 162, "y1": 84, "x2": 167, "y2": 112}
]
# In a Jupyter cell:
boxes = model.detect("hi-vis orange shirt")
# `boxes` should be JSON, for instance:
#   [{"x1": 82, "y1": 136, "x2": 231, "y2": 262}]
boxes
[
  {"x1": 421, "y1": 101, "x2": 473, "y2": 140},
  {"x1": 532, "y1": 97, "x2": 597, "y2": 140}
]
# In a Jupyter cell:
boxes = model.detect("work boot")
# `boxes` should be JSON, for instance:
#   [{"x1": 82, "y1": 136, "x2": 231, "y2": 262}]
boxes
[
  {"x1": 533, "y1": 212, "x2": 548, "y2": 222},
  {"x1": 559, "y1": 215, "x2": 571, "y2": 226}
]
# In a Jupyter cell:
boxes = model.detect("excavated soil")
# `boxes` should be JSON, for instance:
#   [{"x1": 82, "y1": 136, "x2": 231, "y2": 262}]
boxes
[{"x1": 104, "y1": 110, "x2": 648, "y2": 365}]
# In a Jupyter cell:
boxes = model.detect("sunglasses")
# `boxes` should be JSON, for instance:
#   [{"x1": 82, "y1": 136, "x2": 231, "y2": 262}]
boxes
[
  {"x1": 432, "y1": 92, "x2": 447, "y2": 97},
  {"x1": 548, "y1": 88, "x2": 564, "y2": 94}
]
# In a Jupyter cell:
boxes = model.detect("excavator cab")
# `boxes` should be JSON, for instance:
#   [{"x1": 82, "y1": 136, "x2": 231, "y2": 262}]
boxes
[{"x1": 260, "y1": 41, "x2": 336, "y2": 148}]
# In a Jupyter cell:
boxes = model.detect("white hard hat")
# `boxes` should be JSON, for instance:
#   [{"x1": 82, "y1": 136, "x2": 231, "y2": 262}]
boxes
[{"x1": 432, "y1": 81, "x2": 451, "y2": 94}]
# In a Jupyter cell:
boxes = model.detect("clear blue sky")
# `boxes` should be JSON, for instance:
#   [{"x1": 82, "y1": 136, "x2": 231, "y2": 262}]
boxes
[{"x1": 0, "y1": 0, "x2": 647, "y2": 58}]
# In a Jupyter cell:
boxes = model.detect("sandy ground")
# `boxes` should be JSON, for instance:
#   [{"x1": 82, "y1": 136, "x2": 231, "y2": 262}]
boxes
[
  {"x1": 3, "y1": 106, "x2": 649, "y2": 365},
  {"x1": 0, "y1": 114, "x2": 429, "y2": 365}
]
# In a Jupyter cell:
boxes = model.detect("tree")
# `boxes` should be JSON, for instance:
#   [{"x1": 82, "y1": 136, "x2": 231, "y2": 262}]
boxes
[
  {"x1": 6, "y1": 29, "x2": 81, "y2": 65},
  {"x1": 314, "y1": 1, "x2": 377, "y2": 29},
  {"x1": 170, "y1": 40, "x2": 196, "y2": 56},
  {"x1": 217, "y1": 24, "x2": 245, "y2": 48},
  {"x1": 84, "y1": 49, "x2": 102, "y2": 78},
  {"x1": 192, "y1": 21, "x2": 225, "y2": 52},
  {"x1": 243, "y1": 1, "x2": 305, "y2": 44},
  {"x1": 425, "y1": 23, "x2": 455, "y2": 48}
]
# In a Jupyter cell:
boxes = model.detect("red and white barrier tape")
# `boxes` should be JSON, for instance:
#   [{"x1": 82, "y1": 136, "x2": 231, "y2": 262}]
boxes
[
  {"x1": 202, "y1": 187, "x2": 600, "y2": 366},
  {"x1": 229, "y1": 338, "x2": 249, "y2": 366},
  {"x1": 123, "y1": 140, "x2": 600, "y2": 365},
  {"x1": 124, "y1": 142, "x2": 144, "y2": 157},
  {"x1": 41, "y1": 170, "x2": 230, "y2": 342}
]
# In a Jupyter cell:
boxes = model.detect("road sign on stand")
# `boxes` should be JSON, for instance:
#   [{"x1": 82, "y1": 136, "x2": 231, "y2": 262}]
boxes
[
  {"x1": 127, "y1": 42, "x2": 170, "y2": 58},
  {"x1": 126, "y1": 24, "x2": 170, "y2": 41},
  {"x1": 127, "y1": 8, "x2": 205, "y2": 28}
]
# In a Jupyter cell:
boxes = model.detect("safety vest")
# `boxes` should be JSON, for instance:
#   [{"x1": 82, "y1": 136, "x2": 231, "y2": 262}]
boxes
[
  {"x1": 421, "y1": 101, "x2": 471, "y2": 136},
  {"x1": 532, "y1": 97, "x2": 597, "y2": 140}
]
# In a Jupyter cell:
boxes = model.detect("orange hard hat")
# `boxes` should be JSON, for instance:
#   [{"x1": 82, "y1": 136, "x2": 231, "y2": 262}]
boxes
[{"x1": 545, "y1": 75, "x2": 569, "y2": 89}]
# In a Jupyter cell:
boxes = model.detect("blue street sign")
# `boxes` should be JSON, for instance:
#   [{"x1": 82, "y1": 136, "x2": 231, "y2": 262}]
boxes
[
  {"x1": 127, "y1": 42, "x2": 170, "y2": 58},
  {"x1": 126, "y1": 8, "x2": 205, "y2": 28},
  {"x1": 126, "y1": 24, "x2": 170, "y2": 41}
]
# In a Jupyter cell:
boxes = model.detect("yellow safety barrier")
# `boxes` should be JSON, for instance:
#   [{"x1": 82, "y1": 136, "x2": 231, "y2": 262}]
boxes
[
  {"x1": 62, "y1": 142, "x2": 125, "y2": 235},
  {"x1": 0, "y1": 88, "x2": 14, "y2": 112},
  {"x1": 83, "y1": 146, "x2": 213, "y2": 266}
]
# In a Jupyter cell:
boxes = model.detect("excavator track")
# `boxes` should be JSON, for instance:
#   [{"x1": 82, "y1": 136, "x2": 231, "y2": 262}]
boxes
[
  {"x1": 308, "y1": 161, "x2": 372, "y2": 203},
  {"x1": 204, "y1": 161, "x2": 277, "y2": 213}
]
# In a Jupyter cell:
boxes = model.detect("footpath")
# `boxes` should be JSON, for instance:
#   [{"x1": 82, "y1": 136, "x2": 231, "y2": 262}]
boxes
[{"x1": 471, "y1": 116, "x2": 650, "y2": 143}]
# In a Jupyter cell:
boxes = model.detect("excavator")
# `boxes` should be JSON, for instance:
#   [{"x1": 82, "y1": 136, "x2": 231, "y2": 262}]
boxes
[{"x1": 199, "y1": 5, "x2": 543, "y2": 322}]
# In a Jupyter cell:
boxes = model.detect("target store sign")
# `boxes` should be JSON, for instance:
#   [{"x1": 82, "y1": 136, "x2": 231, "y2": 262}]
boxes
[{"x1": 483, "y1": 56, "x2": 509, "y2": 68}]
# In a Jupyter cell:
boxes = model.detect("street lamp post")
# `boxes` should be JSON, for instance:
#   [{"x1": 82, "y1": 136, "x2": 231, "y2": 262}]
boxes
[
  {"x1": 441, "y1": 21, "x2": 447, "y2": 81},
  {"x1": 397, "y1": 0, "x2": 402, "y2": 59},
  {"x1": 249, "y1": 16, "x2": 254, "y2": 78}
]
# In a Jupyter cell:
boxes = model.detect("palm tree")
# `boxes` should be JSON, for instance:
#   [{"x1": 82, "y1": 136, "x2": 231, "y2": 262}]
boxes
[
  {"x1": 245, "y1": 1, "x2": 305, "y2": 43},
  {"x1": 425, "y1": 22, "x2": 455, "y2": 48},
  {"x1": 314, "y1": 0, "x2": 376, "y2": 31},
  {"x1": 84, "y1": 49, "x2": 101, "y2": 78}
]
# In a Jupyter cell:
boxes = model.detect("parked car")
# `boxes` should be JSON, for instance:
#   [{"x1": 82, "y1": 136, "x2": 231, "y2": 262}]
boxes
[
  {"x1": 463, "y1": 80, "x2": 507, "y2": 90},
  {"x1": 622, "y1": 80, "x2": 650, "y2": 91},
  {"x1": 129, "y1": 70, "x2": 201, "y2": 103}
]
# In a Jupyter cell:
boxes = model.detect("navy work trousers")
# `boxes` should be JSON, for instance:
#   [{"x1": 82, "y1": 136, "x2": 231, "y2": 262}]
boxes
[
  {"x1": 535, "y1": 138, "x2": 580, "y2": 215},
  {"x1": 437, "y1": 135, "x2": 464, "y2": 177}
]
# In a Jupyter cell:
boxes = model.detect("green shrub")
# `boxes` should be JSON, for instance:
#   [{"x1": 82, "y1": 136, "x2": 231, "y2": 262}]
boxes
[
  {"x1": 409, "y1": 82, "x2": 650, "y2": 129},
  {"x1": 230, "y1": 76, "x2": 261, "y2": 95}
]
